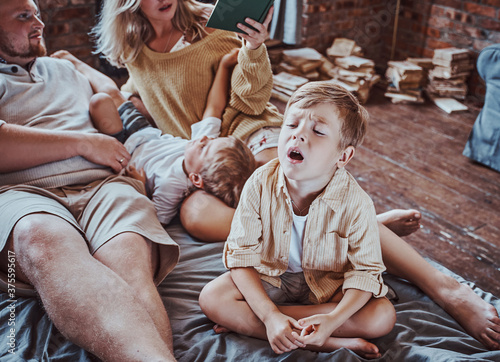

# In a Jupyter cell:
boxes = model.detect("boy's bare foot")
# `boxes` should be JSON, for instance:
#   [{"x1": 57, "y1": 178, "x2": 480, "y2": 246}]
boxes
[
  {"x1": 213, "y1": 324, "x2": 231, "y2": 334},
  {"x1": 377, "y1": 209, "x2": 421, "y2": 237},
  {"x1": 318, "y1": 337, "x2": 381, "y2": 359},
  {"x1": 432, "y1": 275, "x2": 500, "y2": 350}
]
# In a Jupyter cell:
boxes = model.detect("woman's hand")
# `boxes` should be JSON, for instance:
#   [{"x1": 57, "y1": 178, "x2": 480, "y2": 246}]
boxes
[{"x1": 237, "y1": 6, "x2": 274, "y2": 50}]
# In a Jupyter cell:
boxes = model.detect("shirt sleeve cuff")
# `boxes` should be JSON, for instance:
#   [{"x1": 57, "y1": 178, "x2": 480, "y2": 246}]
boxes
[
  {"x1": 342, "y1": 273, "x2": 388, "y2": 298},
  {"x1": 223, "y1": 247, "x2": 261, "y2": 269},
  {"x1": 0, "y1": 120, "x2": 5, "y2": 128}
]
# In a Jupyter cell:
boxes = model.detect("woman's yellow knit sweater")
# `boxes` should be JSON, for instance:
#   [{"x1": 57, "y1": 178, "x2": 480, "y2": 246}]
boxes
[{"x1": 122, "y1": 30, "x2": 283, "y2": 141}]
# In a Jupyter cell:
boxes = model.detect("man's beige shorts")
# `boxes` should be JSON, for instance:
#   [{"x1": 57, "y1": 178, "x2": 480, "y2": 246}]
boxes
[{"x1": 0, "y1": 175, "x2": 179, "y2": 297}]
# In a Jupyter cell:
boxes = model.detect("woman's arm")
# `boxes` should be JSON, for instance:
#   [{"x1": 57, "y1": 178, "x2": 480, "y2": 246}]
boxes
[{"x1": 228, "y1": 8, "x2": 275, "y2": 115}]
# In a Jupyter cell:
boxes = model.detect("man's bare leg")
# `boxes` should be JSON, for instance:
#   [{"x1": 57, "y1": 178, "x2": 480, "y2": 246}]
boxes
[
  {"x1": 9, "y1": 213, "x2": 175, "y2": 361},
  {"x1": 379, "y1": 224, "x2": 500, "y2": 350},
  {"x1": 93, "y1": 232, "x2": 175, "y2": 351},
  {"x1": 377, "y1": 209, "x2": 421, "y2": 237}
]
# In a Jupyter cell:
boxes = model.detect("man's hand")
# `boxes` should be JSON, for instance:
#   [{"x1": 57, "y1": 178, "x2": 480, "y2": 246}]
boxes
[
  {"x1": 291, "y1": 313, "x2": 337, "y2": 347},
  {"x1": 237, "y1": 6, "x2": 274, "y2": 50},
  {"x1": 263, "y1": 312, "x2": 305, "y2": 354},
  {"x1": 125, "y1": 165, "x2": 146, "y2": 185},
  {"x1": 78, "y1": 133, "x2": 130, "y2": 173}
]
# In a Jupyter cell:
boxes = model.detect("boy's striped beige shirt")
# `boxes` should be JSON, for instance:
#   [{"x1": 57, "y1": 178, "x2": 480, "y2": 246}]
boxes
[{"x1": 224, "y1": 159, "x2": 388, "y2": 304}]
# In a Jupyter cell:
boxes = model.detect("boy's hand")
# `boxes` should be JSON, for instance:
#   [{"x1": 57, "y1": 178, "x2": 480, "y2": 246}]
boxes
[
  {"x1": 264, "y1": 312, "x2": 306, "y2": 354},
  {"x1": 220, "y1": 48, "x2": 239, "y2": 69},
  {"x1": 125, "y1": 165, "x2": 146, "y2": 184},
  {"x1": 237, "y1": 6, "x2": 274, "y2": 50},
  {"x1": 291, "y1": 313, "x2": 337, "y2": 347}
]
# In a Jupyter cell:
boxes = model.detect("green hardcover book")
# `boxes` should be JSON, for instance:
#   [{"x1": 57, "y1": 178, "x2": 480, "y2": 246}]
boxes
[{"x1": 206, "y1": 0, "x2": 274, "y2": 33}]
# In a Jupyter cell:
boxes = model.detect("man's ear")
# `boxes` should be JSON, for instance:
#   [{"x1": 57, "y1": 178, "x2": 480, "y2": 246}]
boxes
[
  {"x1": 336, "y1": 146, "x2": 355, "y2": 168},
  {"x1": 189, "y1": 173, "x2": 204, "y2": 189}
]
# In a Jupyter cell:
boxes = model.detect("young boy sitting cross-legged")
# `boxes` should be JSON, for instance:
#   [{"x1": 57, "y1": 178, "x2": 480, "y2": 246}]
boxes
[{"x1": 199, "y1": 81, "x2": 396, "y2": 359}]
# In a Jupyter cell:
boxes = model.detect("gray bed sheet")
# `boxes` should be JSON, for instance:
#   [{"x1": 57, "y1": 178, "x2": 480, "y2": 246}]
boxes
[{"x1": 1, "y1": 221, "x2": 500, "y2": 361}]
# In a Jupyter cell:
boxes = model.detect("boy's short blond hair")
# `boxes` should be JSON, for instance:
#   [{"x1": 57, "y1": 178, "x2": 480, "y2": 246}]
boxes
[
  {"x1": 188, "y1": 137, "x2": 257, "y2": 208},
  {"x1": 285, "y1": 81, "x2": 369, "y2": 150}
]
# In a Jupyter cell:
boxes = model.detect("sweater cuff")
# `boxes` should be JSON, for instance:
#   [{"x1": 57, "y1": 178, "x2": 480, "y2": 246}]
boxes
[
  {"x1": 0, "y1": 120, "x2": 5, "y2": 128},
  {"x1": 240, "y1": 43, "x2": 267, "y2": 62}
]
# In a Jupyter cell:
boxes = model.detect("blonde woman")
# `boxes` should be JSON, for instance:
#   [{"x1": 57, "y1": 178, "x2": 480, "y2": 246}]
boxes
[{"x1": 93, "y1": 0, "x2": 282, "y2": 239}]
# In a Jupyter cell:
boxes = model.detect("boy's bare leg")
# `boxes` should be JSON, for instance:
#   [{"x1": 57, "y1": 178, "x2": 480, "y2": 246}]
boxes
[
  {"x1": 379, "y1": 224, "x2": 500, "y2": 350},
  {"x1": 377, "y1": 209, "x2": 421, "y2": 237},
  {"x1": 51, "y1": 50, "x2": 127, "y2": 108},
  {"x1": 199, "y1": 272, "x2": 389, "y2": 359},
  {"x1": 89, "y1": 93, "x2": 124, "y2": 135},
  {"x1": 7, "y1": 213, "x2": 175, "y2": 361}
]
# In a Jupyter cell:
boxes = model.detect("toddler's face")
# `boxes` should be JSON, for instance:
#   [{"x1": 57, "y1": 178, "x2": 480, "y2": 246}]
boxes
[
  {"x1": 184, "y1": 136, "x2": 232, "y2": 175},
  {"x1": 278, "y1": 103, "x2": 345, "y2": 184}
]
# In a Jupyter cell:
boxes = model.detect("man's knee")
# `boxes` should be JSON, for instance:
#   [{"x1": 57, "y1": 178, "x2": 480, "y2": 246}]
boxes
[{"x1": 13, "y1": 214, "x2": 80, "y2": 264}]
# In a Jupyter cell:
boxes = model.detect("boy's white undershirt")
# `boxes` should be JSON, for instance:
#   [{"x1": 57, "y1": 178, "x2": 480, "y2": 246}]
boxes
[{"x1": 286, "y1": 212, "x2": 308, "y2": 273}]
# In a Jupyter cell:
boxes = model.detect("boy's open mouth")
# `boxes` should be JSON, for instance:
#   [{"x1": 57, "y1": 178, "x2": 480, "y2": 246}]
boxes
[{"x1": 287, "y1": 148, "x2": 304, "y2": 162}]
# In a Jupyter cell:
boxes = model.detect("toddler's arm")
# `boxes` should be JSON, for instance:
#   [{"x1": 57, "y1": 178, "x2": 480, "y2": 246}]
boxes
[
  {"x1": 124, "y1": 165, "x2": 146, "y2": 185},
  {"x1": 202, "y1": 48, "x2": 240, "y2": 120},
  {"x1": 230, "y1": 267, "x2": 304, "y2": 354},
  {"x1": 293, "y1": 289, "x2": 372, "y2": 346}
]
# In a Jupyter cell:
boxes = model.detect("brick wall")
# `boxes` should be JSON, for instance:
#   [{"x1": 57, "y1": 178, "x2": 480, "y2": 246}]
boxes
[
  {"x1": 39, "y1": 0, "x2": 99, "y2": 68},
  {"x1": 390, "y1": 0, "x2": 500, "y2": 97},
  {"x1": 301, "y1": 0, "x2": 500, "y2": 99},
  {"x1": 301, "y1": 0, "x2": 392, "y2": 61}
]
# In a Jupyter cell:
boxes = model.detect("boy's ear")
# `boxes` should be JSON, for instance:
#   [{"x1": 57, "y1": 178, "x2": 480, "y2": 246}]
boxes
[
  {"x1": 189, "y1": 173, "x2": 204, "y2": 189},
  {"x1": 336, "y1": 146, "x2": 355, "y2": 168}
]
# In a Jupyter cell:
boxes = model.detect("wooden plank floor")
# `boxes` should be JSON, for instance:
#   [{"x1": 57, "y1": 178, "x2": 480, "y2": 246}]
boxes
[{"x1": 272, "y1": 89, "x2": 500, "y2": 298}]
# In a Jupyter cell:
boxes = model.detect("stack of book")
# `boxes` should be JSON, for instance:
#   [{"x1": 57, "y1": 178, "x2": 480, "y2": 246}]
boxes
[
  {"x1": 407, "y1": 58, "x2": 434, "y2": 87},
  {"x1": 269, "y1": 42, "x2": 378, "y2": 104},
  {"x1": 427, "y1": 48, "x2": 473, "y2": 100},
  {"x1": 326, "y1": 38, "x2": 364, "y2": 62},
  {"x1": 277, "y1": 48, "x2": 324, "y2": 81},
  {"x1": 271, "y1": 71, "x2": 309, "y2": 103},
  {"x1": 384, "y1": 61, "x2": 425, "y2": 104},
  {"x1": 331, "y1": 56, "x2": 380, "y2": 103}
]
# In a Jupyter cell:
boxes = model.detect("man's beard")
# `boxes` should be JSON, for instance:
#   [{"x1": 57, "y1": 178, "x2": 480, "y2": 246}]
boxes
[{"x1": 0, "y1": 28, "x2": 47, "y2": 60}]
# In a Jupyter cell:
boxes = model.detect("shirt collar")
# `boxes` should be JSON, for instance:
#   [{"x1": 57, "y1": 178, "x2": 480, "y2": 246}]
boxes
[{"x1": 275, "y1": 162, "x2": 350, "y2": 212}]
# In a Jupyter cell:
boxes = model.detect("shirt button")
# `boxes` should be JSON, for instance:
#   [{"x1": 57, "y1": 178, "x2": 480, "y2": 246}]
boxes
[{"x1": 11, "y1": 66, "x2": 18, "y2": 73}]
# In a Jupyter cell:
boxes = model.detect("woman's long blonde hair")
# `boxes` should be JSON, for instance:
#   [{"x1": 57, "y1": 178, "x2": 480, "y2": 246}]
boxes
[{"x1": 92, "y1": 0, "x2": 210, "y2": 68}]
